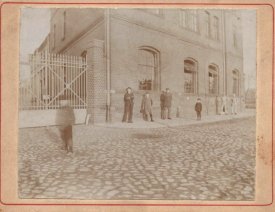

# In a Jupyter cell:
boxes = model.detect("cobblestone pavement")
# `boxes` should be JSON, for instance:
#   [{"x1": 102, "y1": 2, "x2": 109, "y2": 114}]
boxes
[{"x1": 19, "y1": 117, "x2": 255, "y2": 200}]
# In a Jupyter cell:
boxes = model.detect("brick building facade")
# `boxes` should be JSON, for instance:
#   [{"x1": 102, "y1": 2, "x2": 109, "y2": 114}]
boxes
[{"x1": 39, "y1": 8, "x2": 245, "y2": 123}]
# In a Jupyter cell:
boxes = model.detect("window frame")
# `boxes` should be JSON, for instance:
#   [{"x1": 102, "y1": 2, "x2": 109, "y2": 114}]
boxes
[
  {"x1": 205, "y1": 11, "x2": 211, "y2": 38},
  {"x1": 139, "y1": 8, "x2": 164, "y2": 17},
  {"x1": 213, "y1": 16, "x2": 219, "y2": 40},
  {"x1": 61, "y1": 11, "x2": 66, "y2": 41},
  {"x1": 138, "y1": 47, "x2": 161, "y2": 91},
  {"x1": 179, "y1": 9, "x2": 199, "y2": 33},
  {"x1": 183, "y1": 58, "x2": 198, "y2": 94},
  {"x1": 208, "y1": 64, "x2": 219, "y2": 95}
]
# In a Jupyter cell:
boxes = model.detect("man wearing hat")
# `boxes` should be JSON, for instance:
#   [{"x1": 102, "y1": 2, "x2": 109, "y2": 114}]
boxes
[
  {"x1": 164, "y1": 88, "x2": 172, "y2": 119},
  {"x1": 122, "y1": 87, "x2": 134, "y2": 123},
  {"x1": 140, "y1": 92, "x2": 154, "y2": 122},
  {"x1": 195, "y1": 97, "x2": 202, "y2": 120}
]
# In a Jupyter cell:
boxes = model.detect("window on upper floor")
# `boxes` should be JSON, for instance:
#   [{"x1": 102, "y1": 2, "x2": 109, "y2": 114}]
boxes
[
  {"x1": 53, "y1": 24, "x2": 56, "y2": 49},
  {"x1": 213, "y1": 16, "x2": 219, "y2": 40},
  {"x1": 180, "y1": 10, "x2": 187, "y2": 28},
  {"x1": 180, "y1": 9, "x2": 198, "y2": 32},
  {"x1": 142, "y1": 8, "x2": 163, "y2": 16},
  {"x1": 205, "y1": 11, "x2": 211, "y2": 38},
  {"x1": 233, "y1": 25, "x2": 238, "y2": 48},
  {"x1": 62, "y1": 11, "x2": 66, "y2": 40},
  {"x1": 149, "y1": 8, "x2": 161, "y2": 15}
]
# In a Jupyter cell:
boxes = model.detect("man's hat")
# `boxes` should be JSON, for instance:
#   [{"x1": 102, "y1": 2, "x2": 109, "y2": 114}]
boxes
[{"x1": 126, "y1": 87, "x2": 132, "y2": 91}]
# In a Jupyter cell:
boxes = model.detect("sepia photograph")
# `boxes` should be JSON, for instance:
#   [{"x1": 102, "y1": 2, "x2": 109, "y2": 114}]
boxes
[{"x1": 18, "y1": 7, "x2": 256, "y2": 201}]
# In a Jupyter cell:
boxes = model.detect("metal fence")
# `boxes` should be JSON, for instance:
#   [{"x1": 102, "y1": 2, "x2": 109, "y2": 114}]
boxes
[{"x1": 19, "y1": 52, "x2": 87, "y2": 110}]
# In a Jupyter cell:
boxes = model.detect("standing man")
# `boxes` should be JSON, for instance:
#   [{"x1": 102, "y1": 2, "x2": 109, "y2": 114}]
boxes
[
  {"x1": 164, "y1": 88, "x2": 172, "y2": 119},
  {"x1": 56, "y1": 100, "x2": 75, "y2": 153},
  {"x1": 160, "y1": 90, "x2": 166, "y2": 119},
  {"x1": 231, "y1": 94, "x2": 237, "y2": 115},
  {"x1": 140, "y1": 92, "x2": 154, "y2": 122},
  {"x1": 122, "y1": 87, "x2": 134, "y2": 123},
  {"x1": 195, "y1": 98, "x2": 202, "y2": 121}
]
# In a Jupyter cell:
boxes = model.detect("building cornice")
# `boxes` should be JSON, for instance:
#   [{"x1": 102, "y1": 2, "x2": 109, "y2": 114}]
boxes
[
  {"x1": 58, "y1": 16, "x2": 104, "y2": 54},
  {"x1": 111, "y1": 13, "x2": 225, "y2": 54}
]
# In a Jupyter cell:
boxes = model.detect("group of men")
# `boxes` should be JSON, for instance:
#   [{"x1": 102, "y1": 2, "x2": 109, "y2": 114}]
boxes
[
  {"x1": 122, "y1": 87, "x2": 203, "y2": 123},
  {"x1": 139, "y1": 88, "x2": 173, "y2": 122}
]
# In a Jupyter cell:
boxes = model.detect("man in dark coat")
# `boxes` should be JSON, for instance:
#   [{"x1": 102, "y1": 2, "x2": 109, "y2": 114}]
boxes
[
  {"x1": 122, "y1": 87, "x2": 134, "y2": 123},
  {"x1": 160, "y1": 91, "x2": 166, "y2": 119},
  {"x1": 195, "y1": 98, "x2": 202, "y2": 121},
  {"x1": 56, "y1": 100, "x2": 75, "y2": 153},
  {"x1": 164, "y1": 88, "x2": 172, "y2": 119}
]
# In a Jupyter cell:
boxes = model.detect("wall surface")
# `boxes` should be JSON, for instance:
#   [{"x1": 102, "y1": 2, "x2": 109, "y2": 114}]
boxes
[
  {"x1": 19, "y1": 109, "x2": 87, "y2": 128},
  {"x1": 108, "y1": 9, "x2": 241, "y2": 119},
  {"x1": 33, "y1": 8, "x2": 245, "y2": 124}
]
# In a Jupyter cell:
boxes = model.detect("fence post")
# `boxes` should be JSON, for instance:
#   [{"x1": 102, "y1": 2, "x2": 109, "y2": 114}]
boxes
[{"x1": 86, "y1": 39, "x2": 106, "y2": 124}]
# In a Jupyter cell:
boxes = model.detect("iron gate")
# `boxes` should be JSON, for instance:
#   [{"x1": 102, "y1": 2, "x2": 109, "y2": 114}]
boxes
[{"x1": 19, "y1": 52, "x2": 87, "y2": 110}]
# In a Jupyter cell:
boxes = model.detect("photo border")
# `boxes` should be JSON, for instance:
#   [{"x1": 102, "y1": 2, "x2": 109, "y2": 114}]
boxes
[{"x1": 0, "y1": 0, "x2": 273, "y2": 207}]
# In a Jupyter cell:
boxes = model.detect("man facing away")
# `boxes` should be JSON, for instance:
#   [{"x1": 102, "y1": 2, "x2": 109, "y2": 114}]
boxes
[
  {"x1": 122, "y1": 87, "x2": 134, "y2": 123},
  {"x1": 164, "y1": 88, "x2": 172, "y2": 119},
  {"x1": 195, "y1": 98, "x2": 202, "y2": 121}
]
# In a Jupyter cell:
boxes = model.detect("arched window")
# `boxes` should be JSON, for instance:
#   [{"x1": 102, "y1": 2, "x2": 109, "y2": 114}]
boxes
[
  {"x1": 138, "y1": 47, "x2": 160, "y2": 91},
  {"x1": 232, "y1": 69, "x2": 239, "y2": 95},
  {"x1": 208, "y1": 64, "x2": 219, "y2": 94},
  {"x1": 184, "y1": 58, "x2": 197, "y2": 94}
]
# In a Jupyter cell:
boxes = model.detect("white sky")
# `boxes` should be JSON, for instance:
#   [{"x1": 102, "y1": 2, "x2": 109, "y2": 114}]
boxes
[
  {"x1": 20, "y1": 7, "x2": 50, "y2": 63},
  {"x1": 19, "y1": 8, "x2": 256, "y2": 89}
]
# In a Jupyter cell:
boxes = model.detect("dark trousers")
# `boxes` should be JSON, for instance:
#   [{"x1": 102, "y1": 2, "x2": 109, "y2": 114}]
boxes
[
  {"x1": 165, "y1": 107, "x2": 171, "y2": 119},
  {"x1": 60, "y1": 125, "x2": 73, "y2": 152},
  {"x1": 144, "y1": 112, "x2": 153, "y2": 121},
  {"x1": 196, "y1": 111, "x2": 201, "y2": 120},
  {"x1": 161, "y1": 106, "x2": 166, "y2": 119},
  {"x1": 122, "y1": 104, "x2": 133, "y2": 122}
]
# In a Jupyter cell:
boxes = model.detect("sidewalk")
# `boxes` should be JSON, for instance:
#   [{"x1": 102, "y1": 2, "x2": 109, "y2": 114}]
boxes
[{"x1": 95, "y1": 109, "x2": 256, "y2": 129}]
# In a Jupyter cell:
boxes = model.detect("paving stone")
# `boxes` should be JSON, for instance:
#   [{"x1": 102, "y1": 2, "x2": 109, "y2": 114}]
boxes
[{"x1": 19, "y1": 117, "x2": 255, "y2": 200}]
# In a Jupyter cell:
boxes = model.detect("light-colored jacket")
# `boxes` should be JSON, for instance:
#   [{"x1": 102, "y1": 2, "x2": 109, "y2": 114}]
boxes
[{"x1": 141, "y1": 95, "x2": 153, "y2": 114}]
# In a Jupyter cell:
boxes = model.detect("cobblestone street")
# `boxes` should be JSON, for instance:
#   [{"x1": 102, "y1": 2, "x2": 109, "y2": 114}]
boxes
[{"x1": 19, "y1": 117, "x2": 255, "y2": 200}]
